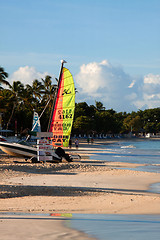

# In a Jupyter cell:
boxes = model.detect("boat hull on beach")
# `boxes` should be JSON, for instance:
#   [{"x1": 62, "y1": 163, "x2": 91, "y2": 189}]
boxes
[
  {"x1": 0, "y1": 141, "x2": 37, "y2": 158},
  {"x1": 0, "y1": 141, "x2": 71, "y2": 162}
]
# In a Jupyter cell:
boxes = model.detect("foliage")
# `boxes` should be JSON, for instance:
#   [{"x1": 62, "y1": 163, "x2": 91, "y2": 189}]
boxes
[
  {"x1": 0, "y1": 66, "x2": 57, "y2": 133},
  {"x1": 1, "y1": 66, "x2": 160, "y2": 136}
]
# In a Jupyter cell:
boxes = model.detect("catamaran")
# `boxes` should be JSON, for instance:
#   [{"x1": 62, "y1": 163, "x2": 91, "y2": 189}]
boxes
[{"x1": 0, "y1": 60, "x2": 76, "y2": 162}]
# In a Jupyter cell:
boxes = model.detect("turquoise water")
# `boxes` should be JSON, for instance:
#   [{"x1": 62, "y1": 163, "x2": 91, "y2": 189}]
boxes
[{"x1": 91, "y1": 139, "x2": 160, "y2": 173}]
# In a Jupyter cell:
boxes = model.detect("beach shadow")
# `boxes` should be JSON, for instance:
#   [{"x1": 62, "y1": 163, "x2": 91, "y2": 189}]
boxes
[
  {"x1": 0, "y1": 184, "x2": 152, "y2": 199},
  {"x1": 80, "y1": 160, "x2": 105, "y2": 164},
  {"x1": 0, "y1": 164, "x2": 79, "y2": 176}
]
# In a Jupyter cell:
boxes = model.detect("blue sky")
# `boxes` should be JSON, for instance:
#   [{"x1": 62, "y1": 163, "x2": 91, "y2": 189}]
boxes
[{"x1": 1, "y1": 0, "x2": 160, "y2": 112}]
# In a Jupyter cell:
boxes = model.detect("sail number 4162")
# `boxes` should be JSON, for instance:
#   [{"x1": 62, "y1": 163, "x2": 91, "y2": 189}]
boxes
[{"x1": 59, "y1": 114, "x2": 72, "y2": 119}]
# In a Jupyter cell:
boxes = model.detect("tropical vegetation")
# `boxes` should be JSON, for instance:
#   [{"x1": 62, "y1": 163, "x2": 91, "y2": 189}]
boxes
[{"x1": 1, "y1": 66, "x2": 160, "y2": 137}]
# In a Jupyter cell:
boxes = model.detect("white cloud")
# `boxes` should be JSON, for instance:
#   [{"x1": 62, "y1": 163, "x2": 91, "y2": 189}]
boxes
[
  {"x1": 75, "y1": 61, "x2": 160, "y2": 111},
  {"x1": 134, "y1": 73, "x2": 160, "y2": 109},
  {"x1": 75, "y1": 60, "x2": 137, "y2": 111},
  {"x1": 144, "y1": 74, "x2": 160, "y2": 84},
  {"x1": 9, "y1": 66, "x2": 50, "y2": 86},
  {"x1": 7, "y1": 62, "x2": 160, "y2": 112},
  {"x1": 75, "y1": 61, "x2": 106, "y2": 96}
]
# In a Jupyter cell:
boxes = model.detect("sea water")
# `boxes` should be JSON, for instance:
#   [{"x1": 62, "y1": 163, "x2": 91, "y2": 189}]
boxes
[
  {"x1": 68, "y1": 214, "x2": 160, "y2": 240},
  {"x1": 91, "y1": 138, "x2": 160, "y2": 193},
  {"x1": 69, "y1": 139, "x2": 160, "y2": 239},
  {"x1": 91, "y1": 139, "x2": 160, "y2": 173},
  {"x1": 1, "y1": 212, "x2": 160, "y2": 240}
]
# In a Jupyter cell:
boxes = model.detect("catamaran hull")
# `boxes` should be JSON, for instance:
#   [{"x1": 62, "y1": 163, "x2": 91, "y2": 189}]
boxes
[
  {"x1": 0, "y1": 142, "x2": 61, "y2": 161},
  {"x1": 0, "y1": 142, "x2": 37, "y2": 158}
]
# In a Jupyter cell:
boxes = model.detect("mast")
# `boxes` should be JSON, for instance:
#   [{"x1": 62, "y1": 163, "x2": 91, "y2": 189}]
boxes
[
  {"x1": 57, "y1": 59, "x2": 67, "y2": 89},
  {"x1": 47, "y1": 60, "x2": 67, "y2": 131}
]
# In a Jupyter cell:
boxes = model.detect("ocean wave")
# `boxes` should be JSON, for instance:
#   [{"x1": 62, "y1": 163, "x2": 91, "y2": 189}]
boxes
[{"x1": 121, "y1": 145, "x2": 136, "y2": 149}]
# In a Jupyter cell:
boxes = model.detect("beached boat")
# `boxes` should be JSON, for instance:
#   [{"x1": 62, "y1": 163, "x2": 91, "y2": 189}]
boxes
[
  {"x1": 27, "y1": 111, "x2": 41, "y2": 144},
  {"x1": 0, "y1": 60, "x2": 76, "y2": 162},
  {"x1": 0, "y1": 141, "x2": 37, "y2": 158},
  {"x1": 0, "y1": 140, "x2": 61, "y2": 162},
  {"x1": 32, "y1": 111, "x2": 41, "y2": 133},
  {"x1": 0, "y1": 111, "x2": 42, "y2": 159}
]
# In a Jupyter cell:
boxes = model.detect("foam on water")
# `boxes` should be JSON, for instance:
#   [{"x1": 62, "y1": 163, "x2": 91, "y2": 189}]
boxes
[
  {"x1": 90, "y1": 138, "x2": 160, "y2": 194},
  {"x1": 91, "y1": 139, "x2": 160, "y2": 171}
]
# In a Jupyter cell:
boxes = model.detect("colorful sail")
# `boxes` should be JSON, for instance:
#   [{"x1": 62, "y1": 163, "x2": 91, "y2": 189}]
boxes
[{"x1": 49, "y1": 66, "x2": 75, "y2": 147}]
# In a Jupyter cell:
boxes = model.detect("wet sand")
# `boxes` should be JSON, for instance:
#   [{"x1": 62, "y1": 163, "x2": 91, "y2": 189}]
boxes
[
  {"x1": 0, "y1": 214, "x2": 97, "y2": 240},
  {"x1": 0, "y1": 139, "x2": 160, "y2": 239}
]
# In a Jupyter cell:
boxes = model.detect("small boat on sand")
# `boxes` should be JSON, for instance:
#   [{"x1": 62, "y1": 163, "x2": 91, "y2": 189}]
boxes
[{"x1": 0, "y1": 141, "x2": 61, "y2": 162}]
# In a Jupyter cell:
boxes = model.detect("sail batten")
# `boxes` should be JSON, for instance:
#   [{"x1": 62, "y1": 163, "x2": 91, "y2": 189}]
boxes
[{"x1": 49, "y1": 66, "x2": 75, "y2": 147}]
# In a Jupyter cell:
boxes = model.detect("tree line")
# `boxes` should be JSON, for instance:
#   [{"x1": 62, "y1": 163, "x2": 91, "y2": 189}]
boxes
[
  {"x1": 1, "y1": 66, "x2": 160, "y2": 137},
  {"x1": 73, "y1": 101, "x2": 160, "y2": 136}
]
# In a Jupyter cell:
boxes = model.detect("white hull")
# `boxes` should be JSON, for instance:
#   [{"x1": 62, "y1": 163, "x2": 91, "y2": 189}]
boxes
[
  {"x1": 0, "y1": 141, "x2": 61, "y2": 161},
  {"x1": 0, "y1": 142, "x2": 37, "y2": 158}
]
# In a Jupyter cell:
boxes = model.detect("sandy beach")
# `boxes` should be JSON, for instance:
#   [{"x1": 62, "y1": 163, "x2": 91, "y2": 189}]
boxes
[{"x1": 0, "y1": 139, "x2": 160, "y2": 239}]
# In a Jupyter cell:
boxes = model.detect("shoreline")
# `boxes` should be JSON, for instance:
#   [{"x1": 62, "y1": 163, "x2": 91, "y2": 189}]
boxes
[
  {"x1": 1, "y1": 139, "x2": 160, "y2": 239},
  {"x1": 0, "y1": 213, "x2": 97, "y2": 240},
  {"x1": 0, "y1": 145, "x2": 160, "y2": 214}
]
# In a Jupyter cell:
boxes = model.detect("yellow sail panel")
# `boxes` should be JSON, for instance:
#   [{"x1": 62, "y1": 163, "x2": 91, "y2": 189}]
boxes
[{"x1": 49, "y1": 67, "x2": 75, "y2": 147}]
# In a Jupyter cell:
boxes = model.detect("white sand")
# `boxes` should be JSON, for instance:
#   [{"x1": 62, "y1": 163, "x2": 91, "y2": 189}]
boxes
[{"x1": 1, "y1": 140, "x2": 160, "y2": 239}]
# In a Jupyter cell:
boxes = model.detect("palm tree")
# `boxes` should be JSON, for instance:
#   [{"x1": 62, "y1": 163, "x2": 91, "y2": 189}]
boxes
[
  {"x1": 0, "y1": 66, "x2": 11, "y2": 87},
  {"x1": 95, "y1": 101, "x2": 105, "y2": 111},
  {"x1": 31, "y1": 79, "x2": 44, "y2": 101},
  {"x1": 26, "y1": 79, "x2": 45, "y2": 114},
  {"x1": 41, "y1": 75, "x2": 57, "y2": 102},
  {"x1": 41, "y1": 75, "x2": 58, "y2": 131},
  {"x1": 25, "y1": 84, "x2": 39, "y2": 110},
  {"x1": 6, "y1": 81, "x2": 25, "y2": 129}
]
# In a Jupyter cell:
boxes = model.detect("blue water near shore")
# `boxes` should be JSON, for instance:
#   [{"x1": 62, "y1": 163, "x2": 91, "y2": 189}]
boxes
[
  {"x1": 1, "y1": 212, "x2": 160, "y2": 240},
  {"x1": 91, "y1": 139, "x2": 160, "y2": 173},
  {"x1": 91, "y1": 138, "x2": 160, "y2": 193},
  {"x1": 68, "y1": 214, "x2": 160, "y2": 240},
  {"x1": 70, "y1": 139, "x2": 160, "y2": 239}
]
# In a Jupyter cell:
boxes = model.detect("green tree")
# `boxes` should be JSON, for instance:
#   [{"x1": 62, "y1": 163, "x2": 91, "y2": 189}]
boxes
[
  {"x1": 41, "y1": 75, "x2": 57, "y2": 101},
  {"x1": 122, "y1": 115, "x2": 133, "y2": 133},
  {"x1": 74, "y1": 102, "x2": 90, "y2": 118},
  {"x1": 31, "y1": 79, "x2": 44, "y2": 101},
  {"x1": 95, "y1": 101, "x2": 105, "y2": 111},
  {"x1": 6, "y1": 81, "x2": 25, "y2": 129},
  {"x1": 130, "y1": 116, "x2": 142, "y2": 133},
  {"x1": 73, "y1": 116, "x2": 92, "y2": 134},
  {"x1": 0, "y1": 67, "x2": 10, "y2": 87},
  {"x1": 122, "y1": 115, "x2": 142, "y2": 134}
]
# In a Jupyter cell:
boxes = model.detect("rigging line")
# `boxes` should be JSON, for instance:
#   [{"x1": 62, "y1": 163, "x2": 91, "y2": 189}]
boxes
[
  {"x1": 25, "y1": 98, "x2": 51, "y2": 141},
  {"x1": 47, "y1": 60, "x2": 66, "y2": 132}
]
